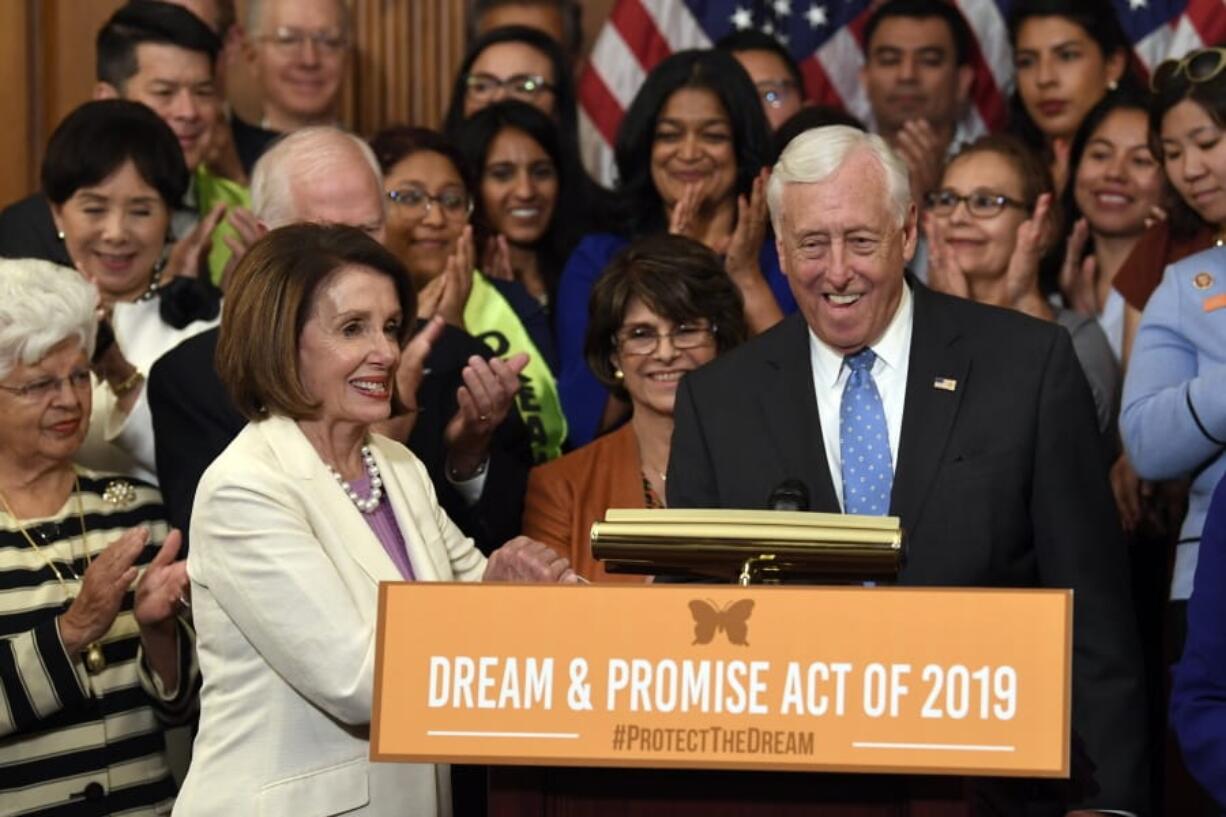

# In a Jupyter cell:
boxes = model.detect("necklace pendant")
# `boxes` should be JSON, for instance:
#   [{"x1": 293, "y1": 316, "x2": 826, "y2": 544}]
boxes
[{"x1": 85, "y1": 642, "x2": 106, "y2": 674}]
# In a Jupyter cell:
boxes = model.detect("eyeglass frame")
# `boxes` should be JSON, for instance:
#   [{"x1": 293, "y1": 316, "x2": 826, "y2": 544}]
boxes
[
  {"x1": 255, "y1": 26, "x2": 349, "y2": 54},
  {"x1": 1150, "y1": 47, "x2": 1226, "y2": 93},
  {"x1": 754, "y1": 79, "x2": 799, "y2": 109},
  {"x1": 612, "y1": 323, "x2": 719, "y2": 356},
  {"x1": 925, "y1": 189, "x2": 1031, "y2": 219},
  {"x1": 386, "y1": 187, "x2": 474, "y2": 220},
  {"x1": 463, "y1": 72, "x2": 556, "y2": 101},
  {"x1": 0, "y1": 368, "x2": 93, "y2": 401}
]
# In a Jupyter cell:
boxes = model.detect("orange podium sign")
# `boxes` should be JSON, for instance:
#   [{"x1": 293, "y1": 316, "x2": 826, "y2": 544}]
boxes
[{"x1": 371, "y1": 584, "x2": 1071, "y2": 777}]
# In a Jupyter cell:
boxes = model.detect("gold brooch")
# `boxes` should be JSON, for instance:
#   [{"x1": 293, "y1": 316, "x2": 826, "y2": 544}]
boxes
[
  {"x1": 1194, "y1": 271, "x2": 1214, "y2": 290},
  {"x1": 101, "y1": 480, "x2": 137, "y2": 507}
]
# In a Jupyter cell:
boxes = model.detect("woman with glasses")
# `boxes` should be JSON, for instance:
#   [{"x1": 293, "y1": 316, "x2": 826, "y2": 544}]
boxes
[
  {"x1": 0, "y1": 259, "x2": 196, "y2": 815},
  {"x1": 454, "y1": 100, "x2": 580, "y2": 310},
  {"x1": 1122, "y1": 51, "x2": 1226, "y2": 802},
  {"x1": 557, "y1": 49, "x2": 794, "y2": 448},
  {"x1": 370, "y1": 125, "x2": 566, "y2": 462},
  {"x1": 522, "y1": 234, "x2": 746, "y2": 580},
  {"x1": 925, "y1": 134, "x2": 1119, "y2": 436},
  {"x1": 43, "y1": 100, "x2": 220, "y2": 483},
  {"x1": 1007, "y1": 0, "x2": 1134, "y2": 192}
]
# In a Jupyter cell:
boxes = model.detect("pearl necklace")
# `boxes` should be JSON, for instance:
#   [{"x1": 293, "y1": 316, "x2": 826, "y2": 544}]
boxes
[{"x1": 327, "y1": 445, "x2": 383, "y2": 513}]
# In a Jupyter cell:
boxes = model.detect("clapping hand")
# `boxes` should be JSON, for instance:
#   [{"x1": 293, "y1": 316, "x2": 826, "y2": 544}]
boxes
[
  {"x1": 923, "y1": 211, "x2": 971, "y2": 299},
  {"x1": 483, "y1": 536, "x2": 579, "y2": 583},
  {"x1": 59, "y1": 527, "x2": 150, "y2": 653},
  {"x1": 164, "y1": 203, "x2": 228, "y2": 282},
  {"x1": 1002, "y1": 193, "x2": 1054, "y2": 319},
  {"x1": 895, "y1": 119, "x2": 946, "y2": 206},
  {"x1": 417, "y1": 226, "x2": 475, "y2": 329},
  {"x1": 718, "y1": 169, "x2": 769, "y2": 285},
  {"x1": 219, "y1": 206, "x2": 267, "y2": 290},
  {"x1": 482, "y1": 234, "x2": 516, "y2": 282},
  {"x1": 668, "y1": 182, "x2": 703, "y2": 240},
  {"x1": 1058, "y1": 217, "x2": 1099, "y2": 316},
  {"x1": 443, "y1": 353, "x2": 529, "y2": 479},
  {"x1": 134, "y1": 530, "x2": 189, "y2": 630}
]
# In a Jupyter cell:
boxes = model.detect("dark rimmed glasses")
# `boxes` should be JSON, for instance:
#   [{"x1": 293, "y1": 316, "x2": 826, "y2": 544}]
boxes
[
  {"x1": 614, "y1": 323, "x2": 718, "y2": 356},
  {"x1": 925, "y1": 189, "x2": 1030, "y2": 219},
  {"x1": 1151, "y1": 47, "x2": 1226, "y2": 93},
  {"x1": 463, "y1": 73, "x2": 556, "y2": 103},
  {"x1": 386, "y1": 187, "x2": 473, "y2": 220}
]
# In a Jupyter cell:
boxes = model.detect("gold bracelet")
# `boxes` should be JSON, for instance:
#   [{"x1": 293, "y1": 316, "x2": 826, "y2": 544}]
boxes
[{"x1": 110, "y1": 369, "x2": 144, "y2": 397}]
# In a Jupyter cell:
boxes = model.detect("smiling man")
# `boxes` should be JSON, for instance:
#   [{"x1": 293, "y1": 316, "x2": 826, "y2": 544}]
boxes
[
  {"x1": 232, "y1": 0, "x2": 350, "y2": 174},
  {"x1": 667, "y1": 126, "x2": 1148, "y2": 815},
  {"x1": 0, "y1": 1, "x2": 249, "y2": 282}
]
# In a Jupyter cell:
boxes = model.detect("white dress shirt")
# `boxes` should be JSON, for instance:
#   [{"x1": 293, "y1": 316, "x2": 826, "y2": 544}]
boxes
[{"x1": 808, "y1": 283, "x2": 913, "y2": 510}]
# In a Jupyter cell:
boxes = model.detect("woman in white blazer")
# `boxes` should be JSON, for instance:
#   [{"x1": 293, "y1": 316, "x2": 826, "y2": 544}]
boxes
[{"x1": 174, "y1": 224, "x2": 575, "y2": 817}]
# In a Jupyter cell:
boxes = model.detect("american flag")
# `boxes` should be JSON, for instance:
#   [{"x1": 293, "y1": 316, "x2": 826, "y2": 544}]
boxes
[{"x1": 577, "y1": 0, "x2": 1226, "y2": 186}]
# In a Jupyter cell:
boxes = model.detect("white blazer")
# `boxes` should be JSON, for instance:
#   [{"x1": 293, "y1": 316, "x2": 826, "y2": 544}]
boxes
[{"x1": 175, "y1": 415, "x2": 487, "y2": 817}]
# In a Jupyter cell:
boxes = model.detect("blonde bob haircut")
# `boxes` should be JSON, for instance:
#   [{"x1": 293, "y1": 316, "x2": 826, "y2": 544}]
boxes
[
  {"x1": 216, "y1": 223, "x2": 416, "y2": 422},
  {"x1": 766, "y1": 125, "x2": 912, "y2": 233}
]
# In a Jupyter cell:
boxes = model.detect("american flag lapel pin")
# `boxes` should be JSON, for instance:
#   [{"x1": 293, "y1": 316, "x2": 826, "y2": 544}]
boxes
[{"x1": 933, "y1": 377, "x2": 957, "y2": 392}]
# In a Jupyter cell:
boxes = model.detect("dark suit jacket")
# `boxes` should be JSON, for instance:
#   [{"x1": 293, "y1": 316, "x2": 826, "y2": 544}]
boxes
[
  {"x1": 668, "y1": 284, "x2": 1148, "y2": 813},
  {"x1": 148, "y1": 321, "x2": 532, "y2": 555},
  {"x1": 0, "y1": 193, "x2": 73, "y2": 266}
]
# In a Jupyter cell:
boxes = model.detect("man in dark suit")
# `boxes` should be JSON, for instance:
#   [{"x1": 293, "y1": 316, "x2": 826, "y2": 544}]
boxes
[
  {"x1": 668, "y1": 127, "x2": 1147, "y2": 815},
  {"x1": 149, "y1": 126, "x2": 532, "y2": 556}
]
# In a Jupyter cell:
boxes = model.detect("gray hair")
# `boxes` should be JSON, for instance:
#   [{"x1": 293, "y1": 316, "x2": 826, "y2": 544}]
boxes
[
  {"x1": 766, "y1": 126, "x2": 912, "y2": 233},
  {"x1": 0, "y1": 259, "x2": 98, "y2": 380},
  {"x1": 246, "y1": 0, "x2": 351, "y2": 35},
  {"x1": 250, "y1": 126, "x2": 383, "y2": 228}
]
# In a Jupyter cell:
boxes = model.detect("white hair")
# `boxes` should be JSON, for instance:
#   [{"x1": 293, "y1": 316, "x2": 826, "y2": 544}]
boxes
[
  {"x1": 246, "y1": 0, "x2": 351, "y2": 34},
  {"x1": 249, "y1": 126, "x2": 383, "y2": 228},
  {"x1": 766, "y1": 126, "x2": 912, "y2": 233},
  {"x1": 0, "y1": 259, "x2": 98, "y2": 380}
]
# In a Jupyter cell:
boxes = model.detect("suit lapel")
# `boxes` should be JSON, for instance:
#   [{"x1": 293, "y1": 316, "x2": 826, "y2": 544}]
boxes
[
  {"x1": 890, "y1": 284, "x2": 968, "y2": 527},
  {"x1": 757, "y1": 315, "x2": 839, "y2": 512},
  {"x1": 257, "y1": 417, "x2": 403, "y2": 586}
]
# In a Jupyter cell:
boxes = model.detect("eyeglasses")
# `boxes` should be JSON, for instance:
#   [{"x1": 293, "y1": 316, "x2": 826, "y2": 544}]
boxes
[
  {"x1": 1151, "y1": 47, "x2": 1226, "y2": 93},
  {"x1": 0, "y1": 369, "x2": 92, "y2": 401},
  {"x1": 256, "y1": 26, "x2": 348, "y2": 55},
  {"x1": 925, "y1": 189, "x2": 1030, "y2": 219},
  {"x1": 464, "y1": 73, "x2": 556, "y2": 103},
  {"x1": 614, "y1": 323, "x2": 718, "y2": 356},
  {"x1": 386, "y1": 187, "x2": 473, "y2": 220},
  {"x1": 755, "y1": 80, "x2": 798, "y2": 109}
]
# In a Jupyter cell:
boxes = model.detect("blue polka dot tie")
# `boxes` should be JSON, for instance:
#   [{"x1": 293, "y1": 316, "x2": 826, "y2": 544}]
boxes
[{"x1": 839, "y1": 348, "x2": 893, "y2": 516}]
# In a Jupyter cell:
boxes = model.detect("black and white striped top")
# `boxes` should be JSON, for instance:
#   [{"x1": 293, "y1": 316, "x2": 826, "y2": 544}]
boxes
[{"x1": 0, "y1": 469, "x2": 197, "y2": 816}]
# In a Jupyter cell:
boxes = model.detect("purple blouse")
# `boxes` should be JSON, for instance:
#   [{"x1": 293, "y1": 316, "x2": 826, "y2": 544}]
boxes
[{"x1": 351, "y1": 474, "x2": 415, "y2": 580}]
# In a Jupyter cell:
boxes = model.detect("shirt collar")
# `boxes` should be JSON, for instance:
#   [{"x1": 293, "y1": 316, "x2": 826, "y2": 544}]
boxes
[{"x1": 808, "y1": 281, "x2": 913, "y2": 388}]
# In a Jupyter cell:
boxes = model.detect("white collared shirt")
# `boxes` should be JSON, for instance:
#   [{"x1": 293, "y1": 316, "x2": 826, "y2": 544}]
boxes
[{"x1": 808, "y1": 283, "x2": 914, "y2": 510}]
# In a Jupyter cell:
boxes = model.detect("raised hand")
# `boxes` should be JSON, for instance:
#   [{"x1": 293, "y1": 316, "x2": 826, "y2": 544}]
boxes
[
  {"x1": 1058, "y1": 217, "x2": 1099, "y2": 316},
  {"x1": 443, "y1": 353, "x2": 529, "y2": 479},
  {"x1": 164, "y1": 203, "x2": 228, "y2": 282},
  {"x1": 219, "y1": 206, "x2": 267, "y2": 290},
  {"x1": 1002, "y1": 192, "x2": 1054, "y2": 318},
  {"x1": 481, "y1": 233, "x2": 516, "y2": 282},
  {"x1": 722, "y1": 169, "x2": 769, "y2": 285},
  {"x1": 59, "y1": 527, "x2": 149, "y2": 653},
  {"x1": 667, "y1": 182, "x2": 702, "y2": 240},
  {"x1": 434, "y1": 226, "x2": 475, "y2": 328},
  {"x1": 483, "y1": 536, "x2": 578, "y2": 583},
  {"x1": 923, "y1": 211, "x2": 970, "y2": 299},
  {"x1": 895, "y1": 119, "x2": 946, "y2": 206},
  {"x1": 134, "y1": 530, "x2": 189, "y2": 628}
]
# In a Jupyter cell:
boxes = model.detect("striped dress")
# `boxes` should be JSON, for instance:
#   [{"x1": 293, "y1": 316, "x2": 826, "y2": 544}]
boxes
[{"x1": 0, "y1": 469, "x2": 198, "y2": 816}]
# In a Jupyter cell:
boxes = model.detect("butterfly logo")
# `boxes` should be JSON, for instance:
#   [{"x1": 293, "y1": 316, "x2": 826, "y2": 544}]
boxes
[{"x1": 688, "y1": 599, "x2": 754, "y2": 646}]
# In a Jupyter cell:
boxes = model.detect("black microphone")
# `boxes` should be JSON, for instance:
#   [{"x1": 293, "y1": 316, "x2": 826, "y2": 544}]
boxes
[{"x1": 767, "y1": 478, "x2": 810, "y2": 512}]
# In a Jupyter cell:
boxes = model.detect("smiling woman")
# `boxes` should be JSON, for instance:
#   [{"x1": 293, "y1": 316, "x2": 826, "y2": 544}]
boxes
[
  {"x1": 41, "y1": 100, "x2": 220, "y2": 483},
  {"x1": 176, "y1": 223, "x2": 577, "y2": 817}
]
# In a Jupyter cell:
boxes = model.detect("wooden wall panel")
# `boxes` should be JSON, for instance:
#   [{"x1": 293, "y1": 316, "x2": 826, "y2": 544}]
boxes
[{"x1": 0, "y1": 1, "x2": 34, "y2": 206}]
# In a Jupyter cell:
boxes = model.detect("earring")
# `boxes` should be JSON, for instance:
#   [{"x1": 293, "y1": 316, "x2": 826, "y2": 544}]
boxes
[
  {"x1": 614, "y1": 368, "x2": 624, "y2": 380},
  {"x1": 56, "y1": 229, "x2": 64, "y2": 240},
  {"x1": 1107, "y1": 79, "x2": 1119, "y2": 91}
]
